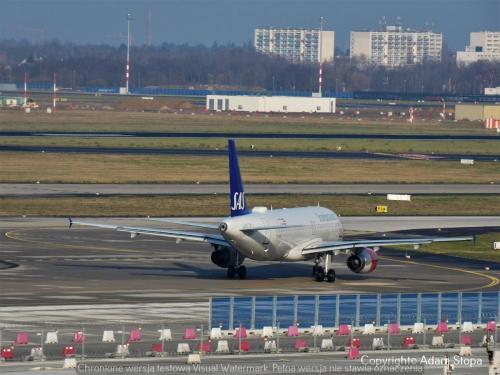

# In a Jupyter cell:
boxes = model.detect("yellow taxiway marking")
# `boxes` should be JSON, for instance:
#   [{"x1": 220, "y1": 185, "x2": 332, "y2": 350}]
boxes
[{"x1": 379, "y1": 255, "x2": 499, "y2": 292}]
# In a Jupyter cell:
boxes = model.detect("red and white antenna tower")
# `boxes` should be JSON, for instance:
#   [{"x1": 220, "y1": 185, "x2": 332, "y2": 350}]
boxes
[
  {"x1": 148, "y1": 8, "x2": 152, "y2": 47},
  {"x1": 23, "y1": 72, "x2": 28, "y2": 106},
  {"x1": 52, "y1": 72, "x2": 57, "y2": 113},
  {"x1": 318, "y1": 16, "x2": 325, "y2": 97},
  {"x1": 125, "y1": 13, "x2": 134, "y2": 94}
]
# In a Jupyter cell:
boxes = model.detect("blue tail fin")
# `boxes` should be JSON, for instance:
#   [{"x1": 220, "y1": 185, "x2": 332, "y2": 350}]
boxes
[{"x1": 228, "y1": 139, "x2": 250, "y2": 217}]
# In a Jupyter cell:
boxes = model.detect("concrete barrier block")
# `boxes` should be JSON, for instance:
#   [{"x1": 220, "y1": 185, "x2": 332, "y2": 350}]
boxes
[
  {"x1": 412, "y1": 323, "x2": 424, "y2": 334},
  {"x1": 431, "y1": 336, "x2": 444, "y2": 347},
  {"x1": 261, "y1": 326, "x2": 274, "y2": 338},
  {"x1": 216, "y1": 340, "x2": 229, "y2": 353},
  {"x1": 62, "y1": 358, "x2": 77, "y2": 369},
  {"x1": 158, "y1": 329, "x2": 172, "y2": 341},
  {"x1": 177, "y1": 343, "x2": 190, "y2": 354},
  {"x1": 363, "y1": 324, "x2": 375, "y2": 335},
  {"x1": 462, "y1": 322, "x2": 474, "y2": 333},
  {"x1": 321, "y1": 339, "x2": 334, "y2": 351},
  {"x1": 45, "y1": 331, "x2": 58, "y2": 344},
  {"x1": 459, "y1": 346, "x2": 472, "y2": 357},
  {"x1": 102, "y1": 330, "x2": 115, "y2": 343},
  {"x1": 210, "y1": 328, "x2": 222, "y2": 339},
  {"x1": 187, "y1": 354, "x2": 201, "y2": 364},
  {"x1": 312, "y1": 325, "x2": 324, "y2": 336}
]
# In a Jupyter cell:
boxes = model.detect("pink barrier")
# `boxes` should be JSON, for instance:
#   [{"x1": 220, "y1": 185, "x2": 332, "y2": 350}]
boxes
[
  {"x1": 235, "y1": 326, "x2": 247, "y2": 338},
  {"x1": 128, "y1": 328, "x2": 141, "y2": 342},
  {"x1": 437, "y1": 322, "x2": 448, "y2": 334},
  {"x1": 151, "y1": 343, "x2": 163, "y2": 353},
  {"x1": 347, "y1": 346, "x2": 360, "y2": 360},
  {"x1": 239, "y1": 340, "x2": 250, "y2": 352},
  {"x1": 388, "y1": 323, "x2": 400, "y2": 334},
  {"x1": 349, "y1": 338, "x2": 361, "y2": 348},
  {"x1": 184, "y1": 328, "x2": 197, "y2": 340},
  {"x1": 199, "y1": 341, "x2": 211, "y2": 353},
  {"x1": 63, "y1": 346, "x2": 76, "y2": 357},
  {"x1": 487, "y1": 321, "x2": 497, "y2": 332},
  {"x1": 287, "y1": 325, "x2": 299, "y2": 337},
  {"x1": 294, "y1": 339, "x2": 308, "y2": 351},
  {"x1": 338, "y1": 324, "x2": 350, "y2": 336},
  {"x1": 460, "y1": 335, "x2": 472, "y2": 346},
  {"x1": 403, "y1": 336, "x2": 417, "y2": 348},
  {"x1": 15, "y1": 332, "x2": 29, "y2": 345},
  {"x1": 72, "y1": 331, "x2": 85, "y2": 343}
]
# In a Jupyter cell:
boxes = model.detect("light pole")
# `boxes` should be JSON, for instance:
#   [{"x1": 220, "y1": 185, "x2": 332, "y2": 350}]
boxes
[{"x1": 125, "y1": 13, "x2": 134, "y2": 94}]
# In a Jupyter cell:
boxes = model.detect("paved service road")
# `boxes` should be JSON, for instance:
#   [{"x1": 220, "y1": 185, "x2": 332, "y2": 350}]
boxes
[
  {"x1": 1, "y1": 130, "x2": 500, "y2": 140},
  {"x1": 1, "y1": 145, "x2": 499, "y2": 161},
  {"x1": 1, "y1": 183, "x2": 499, "y2": 196}
]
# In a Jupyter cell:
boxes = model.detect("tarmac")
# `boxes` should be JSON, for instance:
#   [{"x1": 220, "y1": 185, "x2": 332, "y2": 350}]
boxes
[
  {"x1": 1, "y1": 217, "x2": 500, "y2": 315},
  {"x1": 1, "y1": 183, "x2": 499, "y2": 196},
  {"x1": 1, "y1": 216, "x2": 500, "y2": 374},
  {"x1": 1, "y1": 130, "x2": 500, "y2": 140}
]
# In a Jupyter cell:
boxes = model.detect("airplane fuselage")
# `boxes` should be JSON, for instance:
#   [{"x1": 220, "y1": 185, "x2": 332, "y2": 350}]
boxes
[{"x1": 220, "y1": 206, "x2": 343, "y2": 262}]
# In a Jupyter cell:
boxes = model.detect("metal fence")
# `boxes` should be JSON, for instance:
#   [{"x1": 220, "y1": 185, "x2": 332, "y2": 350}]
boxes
[{"x1": 210, "y1": 291, "x2": 500, "y2": 330}]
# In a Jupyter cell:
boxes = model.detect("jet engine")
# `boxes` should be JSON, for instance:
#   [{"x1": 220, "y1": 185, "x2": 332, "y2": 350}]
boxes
[
  {"x1": 211, "y1": 245, "x2": 245, "y2": 268},
  {"x1": 346, "y1": 248, "x2": 378, "y2": 273}
]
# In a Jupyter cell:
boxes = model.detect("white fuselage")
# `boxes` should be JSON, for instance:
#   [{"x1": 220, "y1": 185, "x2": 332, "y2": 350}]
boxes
[{"x1": 220, "y1": 206, "x2": 343, "y2": 261}]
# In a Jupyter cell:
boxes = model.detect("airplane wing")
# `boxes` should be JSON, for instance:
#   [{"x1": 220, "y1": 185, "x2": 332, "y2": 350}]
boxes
[
  {"x1": 68, "y1": 219, "x2": 228, "y2": 246},
  {"x1": 148, "y1": 218, "x2": 220, "y2": 230},
  {"x1": 301, "y1": 236, "x2": 473, "y2": 256}
]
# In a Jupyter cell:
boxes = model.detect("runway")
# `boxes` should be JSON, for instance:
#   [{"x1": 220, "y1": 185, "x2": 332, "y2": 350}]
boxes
[
  {"x1": 1, "y1": 217, "x2": 499, "y2": 316},
  {"x1": 1, "y1": 144, "x2": 499, "y2": 161},
  {"x1": 1, "y1": 183, "x2": 499, "y2": 196},
  {"x1": 1, "y1": 130, "x2": 499, "y2": 140}
]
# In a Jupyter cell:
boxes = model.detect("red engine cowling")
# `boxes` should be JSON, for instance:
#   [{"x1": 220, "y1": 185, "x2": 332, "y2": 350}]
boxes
[{"x1": 346, "y1": 248, "x2": 378, "y2": 273}]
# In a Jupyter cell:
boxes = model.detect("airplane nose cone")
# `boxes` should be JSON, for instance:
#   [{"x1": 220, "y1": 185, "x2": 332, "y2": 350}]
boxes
[{"x1": 219, "y1": 222, "x2": 228, "y2": 233}]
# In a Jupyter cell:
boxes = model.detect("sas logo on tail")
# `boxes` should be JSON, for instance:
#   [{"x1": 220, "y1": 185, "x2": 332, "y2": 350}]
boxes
[{"x1": 231, "y1": 192, "x2": 245, "y2": 210}]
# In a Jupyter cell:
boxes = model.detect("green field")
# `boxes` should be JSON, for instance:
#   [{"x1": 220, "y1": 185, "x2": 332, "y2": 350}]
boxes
[
  {"x1": 0, "y1": 109, "x2": 493, "y2": 135},
  {"x1": 1, "y1": 194, "x2": 498, "y2": 217},
  {"x1": 1, "y1": 135, "x2": 499, "y2": 155},
  {"x1": 1, "y1": 152, "x2": 499, "y2": 184},
  {"x1": 400, "y1": 232, "x2": 500, "y2": 263}
]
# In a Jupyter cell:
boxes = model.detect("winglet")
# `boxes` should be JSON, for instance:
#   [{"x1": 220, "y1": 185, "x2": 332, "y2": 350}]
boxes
[
  {"x1": 68, "y1": 218, "x2": 73, "y2": 229},
  {"x1": 228, "y1": 139, "x2": 250, "y2": 217}
]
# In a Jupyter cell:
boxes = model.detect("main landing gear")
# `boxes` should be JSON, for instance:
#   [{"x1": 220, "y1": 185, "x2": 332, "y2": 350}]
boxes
[
  {"x1": 227, "y1": 265, "x2": 247, "y2": 279},
  {"x1": 313, "y1": 253, "x2": 336, "y2": 283}
]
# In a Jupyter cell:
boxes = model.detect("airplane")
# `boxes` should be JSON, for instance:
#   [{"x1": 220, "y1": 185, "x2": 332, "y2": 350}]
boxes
[{"x1": 69, "y1": 139, "x2": 473, "y2": 282}]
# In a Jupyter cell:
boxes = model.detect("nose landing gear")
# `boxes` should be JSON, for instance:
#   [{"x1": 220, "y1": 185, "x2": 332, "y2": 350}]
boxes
[
  {"x1": 227, "y1": 265, "x2": 247, "y2": 279},
  {"x1": 313, "y1": 253, "x2": 336, "y2": 283}
]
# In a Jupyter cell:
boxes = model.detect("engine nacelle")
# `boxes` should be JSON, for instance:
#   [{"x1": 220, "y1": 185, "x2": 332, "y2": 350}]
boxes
[
  {"x1": 211, "y1": 246, "x2": 245, "y2": 268},
  {"x1": 346, "y1": 248, "x2": 378, "y2": 274}
]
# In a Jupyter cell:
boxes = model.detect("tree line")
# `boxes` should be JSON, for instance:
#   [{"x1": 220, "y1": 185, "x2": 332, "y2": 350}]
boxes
[{"x1": 0, "y1": 39, "x2": 498, "y2": 94}]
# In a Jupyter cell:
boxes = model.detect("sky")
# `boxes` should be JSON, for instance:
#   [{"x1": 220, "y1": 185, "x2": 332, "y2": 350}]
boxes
[{"x1": 0, "y1": 0, "x2": 498, "y2": 51}]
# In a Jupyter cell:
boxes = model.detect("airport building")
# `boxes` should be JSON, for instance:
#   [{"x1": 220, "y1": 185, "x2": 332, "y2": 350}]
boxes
[
  {"x1": 455, "y1": 103, "x2": 500, "y2": 121},
  {"x1": 254, "y1": 28, "x2": 334, "y2": 64},
  {"x1": 456, "y1": 31, "x2": 500, "y2": 65},
  {"x1": 206, "y1": 95, "x2": 336, "y2": 113},
  {"x1": 350, "y1": 25, "x2": 442, "y2": 67}
]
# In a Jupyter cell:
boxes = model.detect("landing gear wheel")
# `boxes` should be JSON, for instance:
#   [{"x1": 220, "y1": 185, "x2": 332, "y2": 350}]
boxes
[
  {"x1": 237, "y1": 266, "x2": 247, "y2": 279},
  {"x1": 326, "y1": 269, "x2": 336, "y2": 283},
  {"x1": 227, "y1": 267, "x2": 236, "y2": 279},
  {"x1": 315, "y1": 267, "x2": 325, "y2": 282}
]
